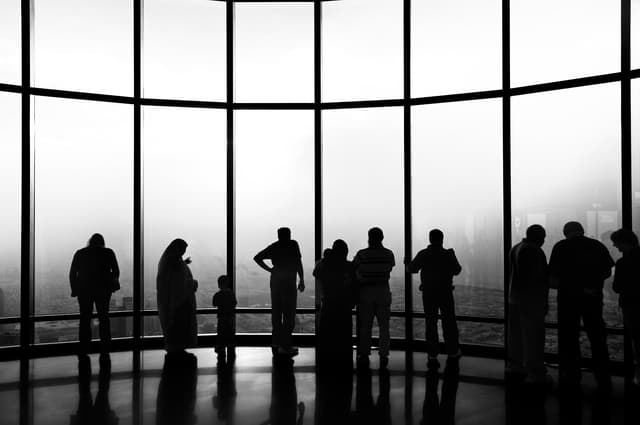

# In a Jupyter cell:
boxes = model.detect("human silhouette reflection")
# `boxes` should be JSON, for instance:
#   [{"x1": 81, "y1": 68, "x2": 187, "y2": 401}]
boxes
[
  {"x1": 156, "y1": 353, "x2": 198, "y2": 425},
  {"x1": 557, "y1": 389, "x2": 612, "y2": 425},
  {"x1": 316, "y1": 357, "x2": 353, "y2": 425},
  {"x1": 70, "y1": 356, "x2": 118, "y2": 425},
  {"x1": 260, "y1": 357, "x2": 305, "y2": 425},
  {"x1": 422, "y1": 363, "x2": 459, "y2": 425},
  {"x1": 505, "y1": 375, "x2": 547, "y2": 425},
  {"x1": 354, "y1": 367, "x2": 392, "y2": 425},
  {"x1": 213, "y1": 359, "x2": 237, "y2": 424}
]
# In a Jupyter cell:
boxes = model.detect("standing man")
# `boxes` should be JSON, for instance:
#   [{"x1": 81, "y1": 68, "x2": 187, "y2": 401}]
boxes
[
  {"x1": 549, "y1": 221, "x2": 614, "y2": 391},
  {"x1": 407, "y1": 229, "x2": 462, "y2": 369},
  {"x1": 69, "y1": 233, "x2": 120, "y2": 361},
  {"x1": 507, "y1": 224, "x2": 551, "y2": 384},
  {"x1": 354, "y1": 227, "x2": 395, "y2": 369},
  {"x1": 254, "y1": 227, "x2": 305, "y2": 357}
]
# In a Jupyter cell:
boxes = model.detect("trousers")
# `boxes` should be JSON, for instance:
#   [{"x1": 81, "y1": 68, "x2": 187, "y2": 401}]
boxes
[
  {"x1": 358, "y1": 284, "x2": 391, "y2": 357},
  {"x1": 270, "y1": 271, "x2": 297, "y2": 348},
  {"x1": 423, "y1": 286, "x2": 459, "y2": 356},
  {"x1": 508, "y1": 302, "x2": 547, "y2": 379},
  {"x1": 78, "y1": 293, "x2": 111, "y2": 354}
]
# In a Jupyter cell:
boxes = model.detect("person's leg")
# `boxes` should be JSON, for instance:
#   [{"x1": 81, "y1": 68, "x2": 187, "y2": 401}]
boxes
[
  {"x1": 581, "y1": 296, "x2": 610, "y2": 387},
  {"x1": 270, "y1": 276, "x2": 283, "y2": 350},
  {"x1": 521, "y1": 303, "x2": 548, "y2": 381},
  {"x1": 624, "y1": 307, "x2": 640, "y2": 383},
  {"x1": 558, "y1": 295, "x2": 582, "y2": 385},
  {"x1": 357, "y1": 287, "x2": 375, "y2": 359},
  {"x1": 507, "y1": 303, "x2": 525, "y2": 374},
  {"x1": 78, "y1": 295, "x2": 92, "y2": 354},
  {"x1": 440, "y1": 288, "x2": 460, "y2": 357},
  {"x1": 422, "y1": 290, "x2": 440, "y2": 358},
  {"x1": 95, "y1": 294, "x2": 112, "y2": 354},
  {"x1": 375, "y1": 286, "x2": 391, "y2": 359},
  {"x1": 281, "y1": 279, "x2": 297, "y2": 349}
]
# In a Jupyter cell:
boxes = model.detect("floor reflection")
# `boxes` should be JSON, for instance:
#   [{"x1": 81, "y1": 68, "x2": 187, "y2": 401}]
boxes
[
  {"x1": 260, "y1": 357, "x2": 305, "y2": 425},
  {"x1": 71, "y1": 355, "x2": 118, "y2": 425},
  {"x1": 316, "y1": 359, "x2": 353, "y2": 425},
  {"x1": 213, "y1": 358, "x2": 237, "y2": 423},
  {"x1": 354, "y1": 367, "x2": 392, "y2": 425},
  {"x1": 156, "y1": 353, "x2": 198, "y2": 425},
  {"x1": 421, "y1": 363, "x2": 460, "y2": 425}
]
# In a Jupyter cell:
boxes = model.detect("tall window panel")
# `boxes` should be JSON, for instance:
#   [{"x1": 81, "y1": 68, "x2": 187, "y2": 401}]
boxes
[
  {"x1": 0, "y1": 0, "x2": 20, "y2": 84},
  {"x1": 142, "y1": 106, "x2": 226, "y2": 326},
  {"x1": 235, "y1": 111, "x2": 315, "y2": 324},
  {"x1": 235, "y1": 3, "x2": 313, "y2": 103},
  {"x1": 411, "y1": 0, "x2": 501, "y2": 97},
  {"x1": 411, "y1": 100, "x2": 504, "y2": 323},
  {"x1": 322, "y1": 0, "x2": 403, "y2": 101},
  {"x1": 0, "y1": 93, "x2": 20, "y2": 347},
  {"x1": 512, "y1": 84, "x2": 622, "y2": 356},
  {"x1": 323, "y1": 107, "x2": 404, "y2": 312},
  {"x1": 33, "y1": 0, "x2": 133, "y2": 95},
  {"x1": 633, "y1": 0, "x2": 640, "y2": 70},
  {"x1": 633, "y1": 79, "x2": 640, "y2": 237},
  {"x1": 34, "y1": 98, "x2": 134, "y2": 319},
  {"x1": 143, "y1": 0, "x2": 226, "y2": 101},
  {"x1": 511, "y1": 0, "x2": 619, "y2": 87}
]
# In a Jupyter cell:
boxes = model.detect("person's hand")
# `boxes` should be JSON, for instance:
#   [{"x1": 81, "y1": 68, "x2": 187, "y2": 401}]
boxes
[
  {"x1": 192, "y1": 279, "x2": 198, "y2": 291},
  {"x1": 71, "y1": 291, "x2": 76, "y2": 298},
  {"x1": 184, "y1": 256, "x2": 192, "y2": 265},
  {"x1": 403, "y1": 257, "x2": 409, "y2": 265},
  {"x1": 298, "y1": 281, "x2": 305, "y2": 292}
]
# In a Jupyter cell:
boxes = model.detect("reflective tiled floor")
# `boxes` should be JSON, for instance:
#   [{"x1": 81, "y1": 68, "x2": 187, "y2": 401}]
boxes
[{"x1": 0, "y1": 348, "x2": 631, "y2": 425}]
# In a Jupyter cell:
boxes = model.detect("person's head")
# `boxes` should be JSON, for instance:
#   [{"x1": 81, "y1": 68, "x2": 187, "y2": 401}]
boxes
[
  {"x1": 323, "y1": 248, "x2": 332, "y2": 259},
  {"x1": 428, "y1": 229, "x2": 444, "y2": 246},
  {"x1": 563, "y1": 221, "x2": 584, "y2": 239},
  {"x1": 218, "y1": 275, "x2": 231, "y2": 290},
  {"x1": 368, "y1": 227, "x2": 384, "y2": 247},
  {"x1": 277, "y1": 227, "x2": 291, "y2": 242},
  {"x1": 331, "y1": 239, "x2": 349, "y2": 260},
  {"x1": 610, "y1": 228, "x2": 639, "y2": 253},
  {"x1": 167, "y1": 238, "x2": 188, "y2": 257},
  {"x1": 525, "y1": 224, "x2": 546, "y2": 247},
  {"x1": 87, "y1": 233, "x2": 105, "y2": 248}
]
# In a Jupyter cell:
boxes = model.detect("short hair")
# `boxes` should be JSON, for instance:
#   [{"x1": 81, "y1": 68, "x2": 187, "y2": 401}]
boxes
[
  {"x1": 88, "y1": 233, "x2": 105, "y2": 248},
  {"x1": 611, "y1": 228, "x2": 639, "y2": 247},
  {"x1": 277, "y1": 227, "x2": 291, "y2": 240},
  {"x1": 526, "y1": 224, "x2": 546, "y2": 241},
  {"x1": 323, "y1": 248, "x2": 332, "y2": 258},
  {"x1": 331, "y1": 239, "x2": 348, "y2": 259},
  {"x1": 429, "y1": 229, "x2": 444, "y2": 245},
  {"x1": 218, "y1": 275, "x2": 230, "y2": 288},
  {"x1": 368, "y1": 227, "x2": 384, "y2": 244},
  {"x1": 563, "y1": 221, "x2": 584, "y2": 237}
]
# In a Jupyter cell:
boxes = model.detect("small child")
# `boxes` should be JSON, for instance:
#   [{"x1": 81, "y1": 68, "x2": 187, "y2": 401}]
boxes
[{"x1": 212, "y1": 275, "x2": 237, "y2": 362}]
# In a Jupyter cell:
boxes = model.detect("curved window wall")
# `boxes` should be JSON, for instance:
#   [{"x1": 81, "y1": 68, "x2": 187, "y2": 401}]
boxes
[{"x1": 0, "y1": 0, "x2": 637, "y2": 362}]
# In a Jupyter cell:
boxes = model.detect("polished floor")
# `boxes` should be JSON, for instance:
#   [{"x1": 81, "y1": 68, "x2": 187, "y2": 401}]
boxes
[{"x1": 0, "y1": 348, "x2": 631, "y2": 425}]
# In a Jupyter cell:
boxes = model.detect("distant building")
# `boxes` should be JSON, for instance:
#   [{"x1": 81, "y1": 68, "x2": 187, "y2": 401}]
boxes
[{"x1": 123, "y1": 297, "x2": 133, "y2": 311}]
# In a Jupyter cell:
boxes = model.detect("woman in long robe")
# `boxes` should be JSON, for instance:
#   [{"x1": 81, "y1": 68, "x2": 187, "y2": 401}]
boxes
[
  {"x1": 157, "y1": 239, "x2": 198, "y2": 354},
  {"x1": 313, "y1": 239, "x2": 355, "y2": 365}
]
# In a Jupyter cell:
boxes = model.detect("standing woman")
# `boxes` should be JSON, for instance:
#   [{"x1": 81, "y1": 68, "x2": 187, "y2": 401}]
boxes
[
  {"x1": 313, "y1": 239, "x2": 355, "y2": 365},
  {"x1": 157, "y1": 239, "x2": 198, "y2": 356}
]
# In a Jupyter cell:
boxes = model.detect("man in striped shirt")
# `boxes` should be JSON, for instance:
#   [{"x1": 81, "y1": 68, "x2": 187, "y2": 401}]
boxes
[{"x1": 354, "y1": 227, "x2": 395, "y2": 368}]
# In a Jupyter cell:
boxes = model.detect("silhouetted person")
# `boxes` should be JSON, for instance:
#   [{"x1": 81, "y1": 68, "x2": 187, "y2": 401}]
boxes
[
  {"x1": 70, "y1": 356, "x2": 118, "y2": 425},
  {"x1": 610, "y1": 228, "x2": 640, "y2": 386},
  {"x1": 421, "y1": 363, "x2": 460, "y2": 425},
  {"x1": 507, "y1": 224, "x2": 551, "y2": 385},
  {"x1": 354, "y1": 227, "x2": 395, "y2": 369},
  {"x1": 549, "y1": 221, "x2": 614, "y2": 391},
  {"x1": 407, "y1": 229, "x2": 462, "y2": 369},
  {"x1": 316, "y1": 351, "x2": 353, "y2": 425},
  {"x1": 157, "y1": 239, "x2": 198, "y2": 356},
  {"x1": 260, "y1": 358, "x2": 305, "y2": 425},
  {"x1": 505, "y1": 373, "x2": 548, "y2": 425},
  {"x1": 354, "y1": 366, "x2": 392, "y2": 425},
  {"x1": 313, "y1": 239, "x2": 356, "y2": 365},
  {"x1": 254, "y1": 227, "x2": 305, "y2": 357},
  {"x1": 213, "y1": 360, "x2": 237, "y2": 424},
  {"x1": 156, "y1": 353, "x2": 198, "y2": 425},
  {"x1": 314, "y1": 248, "x2": 332, "y2": 310},
  {"x1": 213, "y1": 275, "x2": 237, "y2": 362},
  {"x1": 69, "y1": 233, "x2": 120, "y2": 357}
]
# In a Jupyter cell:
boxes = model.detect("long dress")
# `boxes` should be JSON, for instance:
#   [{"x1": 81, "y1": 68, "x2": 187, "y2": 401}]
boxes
[
  {"x1": 313, "y1": 257, "x2": 355, "y2": 363},
  {"x1": 157, "y1": 256, "x2": 198, "y2": 352}
]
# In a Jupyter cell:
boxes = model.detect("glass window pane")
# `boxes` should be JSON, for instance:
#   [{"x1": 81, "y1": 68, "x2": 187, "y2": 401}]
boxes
[
  {"x1": 412, "y1": 0, "x2": 501, "y2": 97},
  {"x1": 511, "y1": 0, "x2": 620, "y2": 87},
  {"x1": 512, "y1": 84, "x2": 622, "y2": 329},
  {"x1": 143, "y1": 0, "x2": 226, "y2": 101},
  {"x1": 142, "y1": 106, "x2": 226, "y2": 315},
  {"x1": 411, "y1": 100, "x2": 504, "y2": 317},
  {"x1": 414, "y1": 319, "x2": 504, "y2": 347},
  {"x1": 0, "y1": 0, "x2": 20, "y2": 84},
  {"x1": 235, "y1": 111, "x2": 315, "y2": 315},
  {"x1": 235, "y1": 4, "x2": 313, "y2": 102},
  {"x1": 0, "y1": 93, "x2": 21, "y2": 323},
  {"x1": 633, "y1": 0, "x2": 640, "y2": 70},
  {"x1": 633, "y1": 79, "x2": 640, "y2": 236},
  {"x1": 323, "y1": 0, "x2": 403, "y2": 101},
  {"x1": 34, "y1": 97, "x2": 133, "y2": 315},
  {"x1": 34, "y1": 0, "x2": 133, "y2": 95},
  {"x1": 323, "y1": 107, "x2": 404, "y2": 311}
]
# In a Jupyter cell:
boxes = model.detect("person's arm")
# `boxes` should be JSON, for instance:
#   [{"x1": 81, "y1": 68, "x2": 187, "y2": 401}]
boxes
[
  {"x1": 612, "y1": 261, "x2": 622, "y2": 294},
  {"x1": 296, "y1": 242, "x2": 305, "y2": 292},
  {"x1": 253, "y1": 246, "x2": 273, "y2": 273},
  {"x1": 109, "y1": 249, "x2": 120, "y2": 280},
  {"x1": 548, "y1": 244, "x2": 560, "y2": 289},
  {"x1": 600, "y1": 244, "x2": 614, "y2": 280},
  {"x1": 449, "y1": 249, "x2": 462, "y2": 276},
  {"x1": 405, "y1": 251, "x2": 422, "y2": 274},
  {"x1": 69, "y1": 251, "x2": 79, "y2": 297}
]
